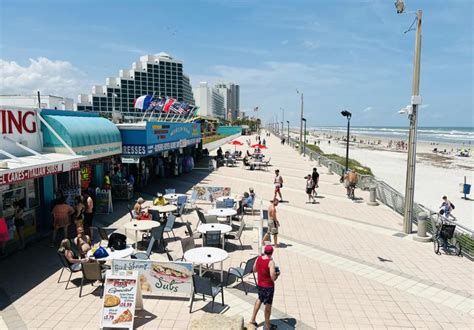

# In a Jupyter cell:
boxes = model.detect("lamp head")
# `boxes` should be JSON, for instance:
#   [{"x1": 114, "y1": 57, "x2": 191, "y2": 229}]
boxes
[
  {"x1": 302, "y1": 118, "x2": 306, "y2": 122},
  {"x1": 341, "y1": 110, "x2": 352, "y2": 118},
  {"x1": 287, "y1": 120, "x2": 289, "y2": 124},
  {"x1": 395, "y1": 0, "x2": 405, "y2": 14}
]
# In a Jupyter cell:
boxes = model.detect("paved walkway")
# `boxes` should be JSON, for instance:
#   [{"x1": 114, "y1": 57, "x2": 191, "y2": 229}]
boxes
[{"x1": 0, "y1": 132, "x2": 473, "y2": 329}]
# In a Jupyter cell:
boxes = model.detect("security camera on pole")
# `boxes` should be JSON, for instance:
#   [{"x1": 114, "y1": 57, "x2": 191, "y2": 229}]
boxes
[
  {"x1": 296, "y1": 89, "x2": 304, "y2": 154},
  {"x1": 395, "y1": 0, "x2": 423, "y2": 234}
]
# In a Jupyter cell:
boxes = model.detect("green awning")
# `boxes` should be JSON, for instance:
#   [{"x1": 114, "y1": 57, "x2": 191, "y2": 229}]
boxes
[{"x1": 42, "y1": 115, "x2": 122, "y2": 160}]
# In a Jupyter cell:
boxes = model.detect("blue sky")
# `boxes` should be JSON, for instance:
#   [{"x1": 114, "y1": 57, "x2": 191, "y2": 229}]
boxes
[{"x1": 0, "y1": 0, "x2": 472, "y2": 127}]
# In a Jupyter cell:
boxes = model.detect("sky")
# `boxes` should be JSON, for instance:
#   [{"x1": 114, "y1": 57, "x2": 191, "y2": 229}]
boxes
[{"x1": 0, "y1": 0, "x2": 472, "y2": 127}]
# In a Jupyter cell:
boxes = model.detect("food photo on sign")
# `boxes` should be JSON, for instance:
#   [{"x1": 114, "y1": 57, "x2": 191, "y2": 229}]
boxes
[{"x1": 112, "y1": 259, "x2": 193, "y2": 295}]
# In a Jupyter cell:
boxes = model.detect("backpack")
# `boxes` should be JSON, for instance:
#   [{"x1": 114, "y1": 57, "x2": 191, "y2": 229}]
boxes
[{"x1": 108, "y1": 233, "x2": 127, "y2": 250}]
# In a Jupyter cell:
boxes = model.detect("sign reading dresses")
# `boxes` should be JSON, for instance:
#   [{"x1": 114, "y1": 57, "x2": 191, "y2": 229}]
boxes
[
  {"x1": 112, "y1": 259, "x2": 193, "y2": 296},
  {"x1": 0, "y1": 162, "x2": 80, "y2": 185},
  {"x1": 119, "y1": 122, "x2": 201, "y2": 156}
]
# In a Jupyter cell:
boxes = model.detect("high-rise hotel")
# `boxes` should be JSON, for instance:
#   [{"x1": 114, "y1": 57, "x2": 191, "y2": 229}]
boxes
[{"x1": 77, "y1": 52, "x2": 194, "y2": 113}]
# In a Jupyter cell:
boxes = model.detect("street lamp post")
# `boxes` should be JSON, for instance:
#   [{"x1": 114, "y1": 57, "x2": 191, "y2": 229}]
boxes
[
  {"x1": 286, "y1": 121, "x2": 290, "y2": 145},
  {"x1": 341, "y1": 110, "x2": 352, "y2": 172},
  {"x1": 302, "y1": 118, "x2": 307, "y2": 156},
  {"x1": 297, "y1": 90, "x2": 304, "y2": 154},
  {"x1": 396, "y1": 0, "x2": 423, "y2": 234}
]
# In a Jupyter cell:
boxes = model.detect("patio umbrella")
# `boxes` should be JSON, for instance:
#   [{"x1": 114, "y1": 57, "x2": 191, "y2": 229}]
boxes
[
  {"x1": 250, "y1": 144, "x2": 267, "y2": 149},
  {"x1": 229, "y1": 140, "x2": 244, "y2": 152}
]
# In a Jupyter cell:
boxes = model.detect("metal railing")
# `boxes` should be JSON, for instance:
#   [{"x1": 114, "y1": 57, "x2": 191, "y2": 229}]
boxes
[{"x1": 272, "y1": 129, "x2": 474, "y2": 259}]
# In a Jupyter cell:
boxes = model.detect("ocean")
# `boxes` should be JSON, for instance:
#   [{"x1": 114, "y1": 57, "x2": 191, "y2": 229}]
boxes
[{"x1": 312, "y1": 126, "x2": 474, "y2": 145}]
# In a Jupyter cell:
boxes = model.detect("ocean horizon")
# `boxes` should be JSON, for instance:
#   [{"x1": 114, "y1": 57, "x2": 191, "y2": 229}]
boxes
[{"x1": 310, "y1": 126, "x2": 474, "y2": 145}]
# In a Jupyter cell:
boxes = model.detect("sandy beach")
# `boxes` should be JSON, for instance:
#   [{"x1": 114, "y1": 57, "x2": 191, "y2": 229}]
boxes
[{"x1": 290, "y1": 129, "x2": 474, "y2": 230}]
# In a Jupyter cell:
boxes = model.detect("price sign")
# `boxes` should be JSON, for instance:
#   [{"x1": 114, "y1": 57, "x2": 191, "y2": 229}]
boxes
[{"x1": 100, "y1": 271, "x2": 138, "y2": 329}]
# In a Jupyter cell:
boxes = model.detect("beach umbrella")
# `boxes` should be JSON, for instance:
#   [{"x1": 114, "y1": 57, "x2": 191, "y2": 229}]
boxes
[
  {"x1": 250, "y1": 144, "x2": 267, "y2": 149},
  {"x1": 229, "y1": 140, "x2": 244, "y2": 152}
]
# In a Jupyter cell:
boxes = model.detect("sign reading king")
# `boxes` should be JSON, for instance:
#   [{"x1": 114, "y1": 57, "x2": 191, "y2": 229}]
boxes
[{"x1": 0, "y1": 108, "x2": 42, "y2": 155}]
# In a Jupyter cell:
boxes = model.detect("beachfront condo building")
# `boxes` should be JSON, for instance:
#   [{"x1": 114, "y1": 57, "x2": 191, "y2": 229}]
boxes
[
  {"x1": 215, "y1": 82, "x2": 240, "y2": 121},
  {"x1": 193, "y1": 82, "x2": 225, "y2": 119},
  {"x1": 76, "y1": 52, "x2": 195, "y2": 113}
]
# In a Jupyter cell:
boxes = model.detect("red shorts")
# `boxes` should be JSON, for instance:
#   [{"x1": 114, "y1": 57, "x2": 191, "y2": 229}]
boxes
[{"x1": 274, "y1": 185, "x2": 280, "y2": 193}]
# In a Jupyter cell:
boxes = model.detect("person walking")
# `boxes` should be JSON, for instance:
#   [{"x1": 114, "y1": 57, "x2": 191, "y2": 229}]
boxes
[
  {"x1": 249, "y1": 245, "x2": 280, "y2": 330},
  {"x1": 51, "y1": 198, "x2": 74, "y2": 247},
  {"x1": 273, "y1": 170, "x2": 284, "y2": 202},
  {"x1": 440, "y1": 196, "x2": 455, "y2": 219},
  {"x1": 305, "y1": 175, "x2": 316, "y2": 204},
  {"x1": 263, "y1": 199, "x2": 280, "y2": 247},
  {"x1": 311, "y1": 168, "x2": 319, "y2": 197},
  {"x1": 347, "y1": 169, "x2": 358, "y2": 199}
]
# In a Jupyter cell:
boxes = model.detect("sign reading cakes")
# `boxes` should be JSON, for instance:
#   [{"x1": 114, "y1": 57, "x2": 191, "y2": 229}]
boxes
[
  {"x1": 101, "y1": 270, "x2": 138, "y2": 329},
  {"x1": 112, "y1": 259, "x2": 193, "y2": 295}
]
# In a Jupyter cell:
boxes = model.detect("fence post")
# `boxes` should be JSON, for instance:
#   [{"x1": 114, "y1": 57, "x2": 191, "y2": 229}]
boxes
[
  {"x1": 317, "y1": 156, "x2": 321, "y2": 167},
  {"x1": 327, "y1": 163, "x2": 333, "y2": 175},
  {"x1": 309, "y1": 152, "x2": 313, "y2": 161},
  {"x1": 413, "y1": 212, "x2": 431, "y2": 242},
  {"x1": 367, "y1": 186, "x2": 379, "y2": 206}
]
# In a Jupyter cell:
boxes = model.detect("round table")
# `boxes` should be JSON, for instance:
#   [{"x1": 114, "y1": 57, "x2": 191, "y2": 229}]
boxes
[
  {"x1": 87, "y1": 246, "x2": 134, "y2": 261},
  {"x1": 149, "y1": 204, "x2": 177, "y2": 213},
  {"x1": 124, "y1": 220, "x2": 161, "y2": 249},
  {"x1": 197, "y1": 224, "x2": 232, "y2": 249},
  {"x1": 207, "y1": 208, "x2": 237, "y2": 223},
  {"x1": 184, "y1": 247, "x2": 229, "y2": 281},
  {"x1": 217, "y1": 195, "x2": 243, "y2": 202},
  {"x1": 164, "y1": 193, "x2": 186, "y2": 201}
]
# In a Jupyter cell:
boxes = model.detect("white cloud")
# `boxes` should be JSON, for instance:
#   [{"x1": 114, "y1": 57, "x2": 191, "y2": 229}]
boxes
[
  {"x1": 363, "y1": 106, "x2": 373, "y2": 112},
  {"x1": 0, "y1": 57, "x2": 90, "y2": 98},
  {"x1": 101, "y1": 43, "x2": 148, "y2": 55},
  {"x1": 420, "y1": 104, "x2": 430, "y2": 109},
  {"x1": 302, "y1": 40, "x2": 320, "y2": 50}
]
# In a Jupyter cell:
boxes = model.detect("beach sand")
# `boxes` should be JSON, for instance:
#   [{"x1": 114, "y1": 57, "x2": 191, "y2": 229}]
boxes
[{"x1": 291, "y1": 130, "x2": 474, "y2": 230}]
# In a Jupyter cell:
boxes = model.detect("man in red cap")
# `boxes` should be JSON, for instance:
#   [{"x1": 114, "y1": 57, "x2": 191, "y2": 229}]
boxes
[{"x1": 249, "y1": 245, "x2": 280, "y2": 329}]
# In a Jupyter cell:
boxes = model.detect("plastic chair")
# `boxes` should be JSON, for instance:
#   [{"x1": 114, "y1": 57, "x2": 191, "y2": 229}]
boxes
[
  {"x1": 163, "y1": 214, "x2": 176, "y2": 240},
  {"x1": 185, "y1": 222, "x2": 202, "y2": 239},
  {"x1": 165, "y1": 189, "x2": 176, "y2": 195},
  {"x1": 152, "y1": 225, "x2": 167, "y2": 252},
  {"x1": 131, "y1": 236, "x2": 156, "y2": 260},
  {"x1": 187, "y1": 191, "x2": 198, "y2": 210},
  {"x1": 203, "y1": 230, "x2": 221, "y2": 248},
  {"x1": 57, "y1": 252, "x2": 82, "y2": 289},
  {"x1": 176, "y1": 195, "x2": 187, "y2": 206},
  {"x1": 173, "y1": 203, "x2": 186, "y2": 222},
  {"x1": 215, "y1": 201, "x2": 226, "y2": 209},
  {"x1": 180, "y1": 236, "x2": 196, "y2": 260},
  {"x1": 190, "y1": 274, "x2": 224, "y2": 313},
  {"x1": 224, "y1": 222, "x2": 245, "y2": 249},
  {"x1": 127, "y1": 204, "x2": 135, "y2": 220},
  {"x1": 148, "y1": 209, "x2": 161, "y2": 222},
  {"x1": 224, "y1": 198, "x2": 235, "y2": 208},
  {"x1": 79, "y1": 261, "x2": 105, "y2": 297},
  {"x1": 196, "y1": 210, "x2": 217, "y2": 224},
  {"x1": 225, "y1": 256, "x2": 257, "y2": 294}
]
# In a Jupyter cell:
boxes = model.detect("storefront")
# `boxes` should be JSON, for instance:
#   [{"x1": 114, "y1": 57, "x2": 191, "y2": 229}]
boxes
[
  {"x1": 117, "y1": 121, "x2": 201, "y2": 195},
  {"x1": 0, "y1": 107, "x2": 84, "y2": 246},
  {"x1": 40, "y1": 109, "x2": 122, "y2": 213}
]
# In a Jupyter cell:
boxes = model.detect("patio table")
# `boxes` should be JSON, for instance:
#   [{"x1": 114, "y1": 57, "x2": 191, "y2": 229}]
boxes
[
  {"x1": 197, "y1": 223, "x2": 232, "y2": 249},
  {"x1": 87, "y1": 246, "x2": 134, "y2": 261},
  {"x1": 124, "y1": 220, "x2": 161, "y2": 249},
  {"x1": 163, "y1": 193, "x2": 186, "y2": 202},
  {"x1": 184, "y1": 247, "x2": 229, "y2": 281}
]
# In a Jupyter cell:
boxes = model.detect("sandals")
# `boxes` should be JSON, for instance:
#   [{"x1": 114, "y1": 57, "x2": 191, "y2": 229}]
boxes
[{"x1": 249, "y1": 321, "x2": 258, "y2": 327}]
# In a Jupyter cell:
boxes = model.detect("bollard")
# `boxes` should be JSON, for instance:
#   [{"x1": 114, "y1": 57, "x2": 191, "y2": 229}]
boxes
[
  {"x1": 327, "y1": 163, "x2": 333, "y2": 175},
  {"x1": 413, "y1": 212, "x2": 431, "y2": 242},
  {"x1": 366, "y1": 186, "x2": 379, "y2": 206},
  {"x1": 309, "y1": 152, "x2": 313, "y2": 161},
  {"x1": 317, "y1": 157, "x2": 321, "y2": 167}
]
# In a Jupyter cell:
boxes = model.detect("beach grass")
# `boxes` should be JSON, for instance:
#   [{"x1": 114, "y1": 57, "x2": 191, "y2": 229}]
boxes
[
  {"x1": 306, "y1": 144, "x2": 374, "y2": 176},
  {"x1": 202, "y1": 134, "x2": 230, "y2": 145}
]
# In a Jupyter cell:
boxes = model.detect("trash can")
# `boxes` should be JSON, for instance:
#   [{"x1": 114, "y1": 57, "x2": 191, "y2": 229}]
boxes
[{"x1": 459, "y1": 183, "x2": 471, "y2": 194}]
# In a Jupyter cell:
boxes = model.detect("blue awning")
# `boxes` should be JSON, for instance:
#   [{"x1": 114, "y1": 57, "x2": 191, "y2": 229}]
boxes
[{"x1": 42, "y1": 114, "x2": 122, "y2": 160}]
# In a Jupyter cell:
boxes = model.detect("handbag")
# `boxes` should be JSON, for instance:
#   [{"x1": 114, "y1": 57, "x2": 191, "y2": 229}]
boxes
[
  {"x1": 93, "y1": 246, "x2": 109, "y2": 259},
  {"x1": 108, "y1": 233, "x2": 127, "y2": 250}
]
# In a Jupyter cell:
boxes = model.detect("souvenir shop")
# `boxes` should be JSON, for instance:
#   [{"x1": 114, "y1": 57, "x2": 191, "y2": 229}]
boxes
[{"x1": 117, "y1": 121, "x2": 201, "y2": 195}]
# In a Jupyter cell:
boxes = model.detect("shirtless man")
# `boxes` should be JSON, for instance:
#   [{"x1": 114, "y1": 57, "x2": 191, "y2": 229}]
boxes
[
  {"x1": 347, "y1": 169, "x2": 358, "y2": 198},
  {"x1": 263, "y1": 199, "x2": 280, "y2": 247}
]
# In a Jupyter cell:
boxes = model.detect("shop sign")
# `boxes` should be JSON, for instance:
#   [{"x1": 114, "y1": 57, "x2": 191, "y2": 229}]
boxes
[
  {"x1": 80, "y1": 164, "x2": 93, "y2": 189},
  {"x1": 121, "y1": 157, "x2": 140, "y2": 164},
  {"x1": 0, "y1": 164, "x2": 66, "y2": 185},
  {"x1": 112, "y1": 259, "x2": 193, "y2": 295},
  {"x1": 122, "y1": 145, "x2": 146, "y2": 156},
  {"x1": 122, "y1": 137, "x2": 201, "y2": 157},
  {"x1": 0, "y1": 108, "x2": 42, "y2": 154},
  {"x1": 101, "y1": 270, "x2": 138, "y2": 329}
]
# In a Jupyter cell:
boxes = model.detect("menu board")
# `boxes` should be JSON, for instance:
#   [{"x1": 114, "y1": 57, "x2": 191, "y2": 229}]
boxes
[
  {"x1": 193, "y1": 186, "x2": 231, "y2": 201},
  {"x1": 101, "y1": 270, "x2": 138, "y2": 329},
  {"x1": 112, "y1": 259, "x2": 193, "y2": 296}
]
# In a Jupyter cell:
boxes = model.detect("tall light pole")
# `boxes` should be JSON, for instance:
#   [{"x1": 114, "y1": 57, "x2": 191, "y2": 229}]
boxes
[
  {"x1": 341, "y1": 110, "x2": 352, "y2": 172},
  {"x1": 286, "y1": 120, "x2": 290, "y2": 145},
  {"x1": 280, "y1": 107, "x2": 285, "y2": 138},
  {"x1": 396, "y1": 0, "x2": 423, "y2": 234},
  {"x1": 302, "y1": 118, "x2": 307, "y2": 156},
  {"x1": 296, "y1": 89, "x2": 304, "y2": 154}
]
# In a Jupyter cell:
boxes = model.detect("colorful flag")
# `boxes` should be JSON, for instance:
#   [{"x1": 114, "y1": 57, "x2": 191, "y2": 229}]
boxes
[
  {"x1": 163, "y1": 98, "x2": 176, "y2": 112},
  {"x1": 134, "y1": 95, "x2": 153, "y2": 111}
]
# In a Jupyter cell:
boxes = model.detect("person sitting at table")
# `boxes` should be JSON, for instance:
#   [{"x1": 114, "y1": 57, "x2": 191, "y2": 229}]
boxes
[
  {"x1": 133, "y1": 197, "x2": 151, "y2": 220},
  {"x1": 73, "y1": 226, "x2": 91, "y2": 257},
  {"x1": 246, "y1": 150, "x2": 252, "y2": 157},
  {"x1": 243, "y1": 155, "x2": 250, "y2": 167},
  {"x1": 58, "y1": 238, "x2": 89, "y2": 270}
]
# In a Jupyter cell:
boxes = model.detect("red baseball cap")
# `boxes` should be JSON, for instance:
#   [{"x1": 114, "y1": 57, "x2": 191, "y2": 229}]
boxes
[{"x1": 264, "y1": 245, "x2": 274, "y2": 254}]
